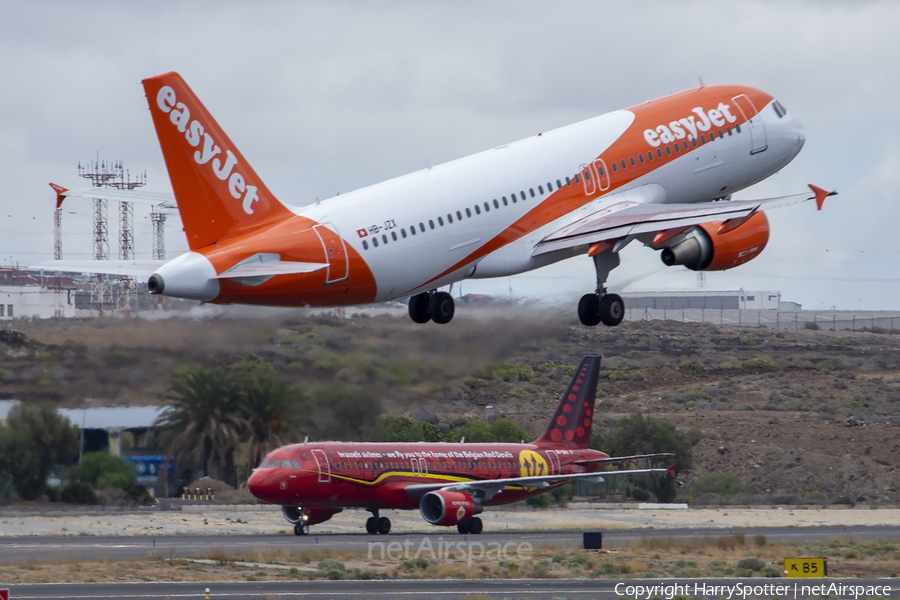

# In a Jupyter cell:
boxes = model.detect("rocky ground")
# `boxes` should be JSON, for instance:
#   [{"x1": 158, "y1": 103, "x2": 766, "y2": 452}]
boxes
[{"x1": 3, "y1": 308, "x2": 900, "y2": 505}]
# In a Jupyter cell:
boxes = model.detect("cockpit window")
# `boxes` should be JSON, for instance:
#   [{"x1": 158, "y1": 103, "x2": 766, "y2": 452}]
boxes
[
  {"x1": 772, "y1": 100, "x2": 787, "y2": 119},
  {"x1": 266, "y1": 460, "x2": 282, "y2": 468}
]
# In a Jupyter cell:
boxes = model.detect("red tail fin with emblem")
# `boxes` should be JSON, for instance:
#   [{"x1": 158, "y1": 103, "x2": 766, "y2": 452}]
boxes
[
  {"x1": 534, "y1": 355, "x2": 601, "y2": 449},
  {"x1": 141, "y1": 72, "x2": 292, "y2": 251}
]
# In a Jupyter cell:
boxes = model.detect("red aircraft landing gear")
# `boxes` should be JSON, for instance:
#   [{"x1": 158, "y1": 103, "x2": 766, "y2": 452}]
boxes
[
  {"x1": 408, "y1": 290, "x2": 455, "y2": 324},
  {"x1": 578, "y1": 250, "x2": 624, "y2": 327},
  {"x1": 456, "y1": 516, "x2": 483, "y2": 535},
  {"x1": 365, "y1": 508, "x2": 391, "y2": 535}
]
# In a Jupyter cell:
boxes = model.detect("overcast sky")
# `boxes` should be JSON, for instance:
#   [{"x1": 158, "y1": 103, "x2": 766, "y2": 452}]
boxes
[{"x1": 1, "y1": 1, "x2": 898, "y2": 310}]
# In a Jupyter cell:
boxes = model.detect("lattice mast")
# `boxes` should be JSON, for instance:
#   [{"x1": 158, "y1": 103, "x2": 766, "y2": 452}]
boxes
[{"x1": 78, "y1": 157, "x2": 147, "y2": 315}]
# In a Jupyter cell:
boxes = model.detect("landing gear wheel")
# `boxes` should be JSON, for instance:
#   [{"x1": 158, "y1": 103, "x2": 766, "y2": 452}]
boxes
[
  {"x1": 377, "y1": 516, "x2": 391, "y2": 534},
  {"x1": 294, "y1": 522, "x2": 310, "y2": 536},
  {"x1": 577, "y1": 293, "x2": 601, "y2": 327},
  {"x1": 466, "y1": 517, "x2": 483, "y2": 534},
  {"x1": 456, "y1": 521, "x2": 469, "y2": 535},
  {"x1": 365, "y1": 517, "x2": 377, "y2": 535},
  {"x1": 408, "y1": 293, "x2": 431, "y2": 324},
  {"x1": 599, "y1": 293, "x2": 624, "y2": 326},
  {"x1": 429, "y1": 291, "x2": 455, "y2": 324}
]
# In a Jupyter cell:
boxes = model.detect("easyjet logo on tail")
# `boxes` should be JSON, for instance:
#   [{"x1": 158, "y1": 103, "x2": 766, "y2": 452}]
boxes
[
  {"x1": 643, "y1": 103, "x2": 738, "y2": 147},
  {"x1": 155, "y1": 86, "x2": 259, "y2": 215}
]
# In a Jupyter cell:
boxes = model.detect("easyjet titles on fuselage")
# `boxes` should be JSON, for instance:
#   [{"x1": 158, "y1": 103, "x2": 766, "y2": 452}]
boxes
[
  {"x1": 643, "y1": 102, "x2": 738, "y2": 147},
  {"x1": 155, "y1": 85, "x2": 260, "y2": 215}
]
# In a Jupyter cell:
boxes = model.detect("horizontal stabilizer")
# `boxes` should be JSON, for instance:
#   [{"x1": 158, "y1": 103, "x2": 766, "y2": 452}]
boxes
[
  {"x1": 50, "y1": 185, "x2": 177, "y2": 209},
  {"x1": 29, "y1": 260, "x2": 166, "y2": 277},
  {"x1": 213, "y1": 261, "x2": 328, "y2": 279},
  {"x1": 574, "y1": 452, "x2": 675, "y2": 466}
]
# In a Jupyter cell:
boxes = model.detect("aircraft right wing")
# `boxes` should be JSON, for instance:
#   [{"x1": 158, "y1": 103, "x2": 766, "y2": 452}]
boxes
[{"x1": 533, "y1": 184, "x2": 836, "y2": 257}]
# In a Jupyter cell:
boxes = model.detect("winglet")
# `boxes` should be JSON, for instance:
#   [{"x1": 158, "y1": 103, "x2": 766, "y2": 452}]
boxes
[
  {"x1": 49, "y1": 183, "x2": 68, "y2": 209},
  {"x1": 808, "y1": 184, "x2": 837, "y2": 211},
  {"x1": 667, "y1": 463, "x2": 678, "y2": 479}
]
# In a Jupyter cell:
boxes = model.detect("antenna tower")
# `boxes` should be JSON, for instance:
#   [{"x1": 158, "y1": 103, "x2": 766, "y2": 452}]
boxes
[
  {"x1": 53, "y1": 205, "x2": 64, "y2": 318},
  {"x1": 151, "y1": 208, "x2": 167, "y2": 261},
  {"x1": 78, "y1": 156, "x2": 147, "y2": 315}
]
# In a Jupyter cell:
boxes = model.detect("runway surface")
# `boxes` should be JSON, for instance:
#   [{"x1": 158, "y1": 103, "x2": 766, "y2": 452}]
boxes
[
  {"x1": 2, "y1": 524, "x2": 899, "y2": 563},
  {"x1": 6, "y1": 578, "x2": 898, "y2": 600}
]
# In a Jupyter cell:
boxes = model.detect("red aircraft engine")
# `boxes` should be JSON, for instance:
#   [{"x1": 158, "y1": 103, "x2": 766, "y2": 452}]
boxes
[
  {"x1": 420, "y1": 490, "x2": 481, "y2": 526},
  {"x1": 660, "y1": 212, "x2": 770, "y2": 271},
  {"x1": 281, "y1": 505, "x2": 341, "y2": 526}
]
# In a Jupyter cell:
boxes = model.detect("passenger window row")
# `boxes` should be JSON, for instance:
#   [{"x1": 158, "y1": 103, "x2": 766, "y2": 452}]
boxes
[
  {"x1": 360, "y1": 121, "x2": 743, "y2": 252},
  {"x1": 361, "y1": 175, "x2": 579, "y2": 251}
]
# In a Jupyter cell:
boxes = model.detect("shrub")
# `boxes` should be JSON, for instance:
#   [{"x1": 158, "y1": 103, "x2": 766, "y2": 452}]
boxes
[
  {"x1": 463, "y1": 377, "x2": 489, "y2": 389},
  {"x1": 736, "y1": 557, "x2": 766, "y2": 571},
  {"x1": 691, "y1": 473, "x2": 746, "y2": 496},
  {"x1": 741, "y1": 357, "x2": 775, "y2": 369},
  {"x1": 804, "y1": 321, "x2": 821, "y2": 330},
  {"x1": 677, "y1": 360, "x2": 704, "y2": 374},
  {"x1": 60, "y1": 482, "x2": 98, "y2": 505},
  {"x1": 373, "y1": 415, "x2": 443, "y2": 443},
  {"x1": 526, "y1": 493, "x2": 551, "y2": 509},
  {"x1": 316, "y1": 558, "x2": 346, "y2": 580},
  {"x1": 475, "y1": 362, "x2": 534, "y2": 382},
  {"x1": 631, "y1": 486, "x2": 651, "y2": 501},
  {"x1": 69, "y1": 452, "x2": 136, "y2": 490}
]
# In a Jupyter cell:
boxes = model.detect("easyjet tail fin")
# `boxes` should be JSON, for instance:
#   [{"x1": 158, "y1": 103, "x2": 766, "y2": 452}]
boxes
[
  {"x1": 141, "y1": 72, "x2": 292, "y2": 250},
  {"x1": 533, "y1": 355, "x2": 601, "y2": 449}
]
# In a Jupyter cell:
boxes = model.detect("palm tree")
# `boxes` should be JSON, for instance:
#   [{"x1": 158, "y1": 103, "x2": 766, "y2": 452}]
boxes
[
  {"x1": 234, "y1": 372, "x2": 317, "y2": 481},
  {"x1": 155, "y1": 367, "x2": 245, "y2": 486}
]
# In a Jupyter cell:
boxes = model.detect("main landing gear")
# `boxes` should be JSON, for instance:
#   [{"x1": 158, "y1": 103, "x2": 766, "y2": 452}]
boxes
[
  {"x1": 365, "y1": 508, "x2": 392, "y2": 535},
  {"x1": 408, "y1": 290, "x2": 455, "y2": 325},
  {"x1": 457, "y1": 516, "x2": 483, "y2": 535},
  {"x1": 577, "y1": 250, "x2": 624, "y2": 327},
  {"x1": 294, "y1": 522, "x2": 310, "y2": 536}
]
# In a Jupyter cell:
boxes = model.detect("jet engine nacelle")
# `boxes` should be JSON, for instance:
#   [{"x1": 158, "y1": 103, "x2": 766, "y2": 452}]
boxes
[
  {"x1": 419, "y1": 490, "x2": 481, "y2": 526},
  {"x1": 281, "y1": 505, "x2": 341, "y2": 526},
  {"x1": 660, "y1": 212, "x2": 769, "y2": 271}
]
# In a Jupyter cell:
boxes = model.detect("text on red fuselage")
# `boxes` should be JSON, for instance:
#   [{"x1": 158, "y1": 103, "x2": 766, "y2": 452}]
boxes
[
  {"x1": 155, "y1": 86, "x2": 260, "y2": 215},
  {"x1": 643, "y1": 103, "x2": 738, "y2": 147}
]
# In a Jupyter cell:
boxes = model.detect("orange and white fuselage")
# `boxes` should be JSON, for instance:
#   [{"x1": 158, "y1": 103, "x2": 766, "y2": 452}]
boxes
[{"x1": 42, "y1": 73, "x2": 826, "y2": 324}]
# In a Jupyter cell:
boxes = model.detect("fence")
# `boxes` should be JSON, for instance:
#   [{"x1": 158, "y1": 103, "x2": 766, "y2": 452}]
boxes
[{"x1": 625, "y1": 308, "x2": 900, "y2": 332}]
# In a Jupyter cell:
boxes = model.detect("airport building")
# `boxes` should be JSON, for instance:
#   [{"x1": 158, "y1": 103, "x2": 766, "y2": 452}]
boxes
[{"x1": 620, "y1": 289, "x2": 801, "y2": 311}]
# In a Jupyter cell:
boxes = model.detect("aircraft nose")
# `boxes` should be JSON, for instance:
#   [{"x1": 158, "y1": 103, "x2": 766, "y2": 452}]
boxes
[{"x1": 248, "y1": 468, "x2": 276, "y2": 502}]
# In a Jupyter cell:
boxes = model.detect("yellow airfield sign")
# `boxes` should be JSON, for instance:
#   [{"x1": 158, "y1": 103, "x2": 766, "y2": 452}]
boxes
[{"x1": 784, "y1": 557, "x2": 827, "y2": 577}]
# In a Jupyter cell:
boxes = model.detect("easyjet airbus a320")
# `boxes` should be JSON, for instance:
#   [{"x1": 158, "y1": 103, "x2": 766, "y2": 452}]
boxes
[
  {"x1": 39, "y1": 72, "x2": 834, "y2": 326},
  {"x1": 247, "y1": 355, "x2": 674, "y2": 536}
]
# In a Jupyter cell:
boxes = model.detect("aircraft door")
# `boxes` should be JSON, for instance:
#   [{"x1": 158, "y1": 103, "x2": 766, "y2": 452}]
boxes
[
  {"x1": 311, "y1": 449, "x2": 330, "y2": 483},
  {"x1": 593, "y1": 159, "x2": 611, "y2": 192},
  {"x1": 547, "y1": 452, "x2": 561, "y2": 476},
  {"x1": 580, "y1": 164, "x2": 597, "y2": 196},
  {"x1": 313, "y1": 223, "x2": 350, "y2": 284},
  {"x1": 732, "y1": 95, "x2": 768, "y2": 155}
]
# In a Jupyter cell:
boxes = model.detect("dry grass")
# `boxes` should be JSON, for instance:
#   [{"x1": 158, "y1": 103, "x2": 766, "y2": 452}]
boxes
[{"x1": 3, "y1": 537, "x2": 898, "y2": 583}]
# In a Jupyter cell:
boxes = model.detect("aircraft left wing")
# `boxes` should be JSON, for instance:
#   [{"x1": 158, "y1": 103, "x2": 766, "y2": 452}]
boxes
[
  {"x1": 403, "y1": 465, "x2": 676, "y2": 502},
  {"x1": 29, "y1": 260, "x2": 166, "y2": 277},
  {"x1": 533, "y1": 184, "x2": 836, "y2": 257}
]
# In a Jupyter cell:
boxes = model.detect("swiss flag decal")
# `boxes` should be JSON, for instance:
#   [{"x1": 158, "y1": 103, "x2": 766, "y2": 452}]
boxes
[{"x1": 357, "y1": 228, "x2": 368, "y2": 238}]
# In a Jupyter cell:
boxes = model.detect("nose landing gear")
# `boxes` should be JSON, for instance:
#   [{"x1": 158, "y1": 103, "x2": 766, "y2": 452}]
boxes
[
  {"x1": 408, "y1": 290, "x2": 455, "y2": 324},
  {"x1": 365, "y1": 508, "x2": 392, "y2": 534},
  {"x1": 578, "y1": 250, "x2": 625, "y2": 327}
]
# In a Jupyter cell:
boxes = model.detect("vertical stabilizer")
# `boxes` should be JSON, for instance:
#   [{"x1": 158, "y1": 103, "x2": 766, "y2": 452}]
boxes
[
  {"x1": 534, "y1": 355, "x2": 601, "y2": 449},
  {"x1": 141, "y1": 72, "x2": 292, "y2": 250}
]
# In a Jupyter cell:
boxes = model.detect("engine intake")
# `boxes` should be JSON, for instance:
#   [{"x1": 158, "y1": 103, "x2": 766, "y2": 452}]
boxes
[
  {"x1": 420, "y1": 490, "x2": 481, "y2": 526},
  {"x1": 660, "y1": 212, "x2": 769, "y2": 272},
  {"x1": 281, "y1": 505, "x2": 341, "y2": 526}
]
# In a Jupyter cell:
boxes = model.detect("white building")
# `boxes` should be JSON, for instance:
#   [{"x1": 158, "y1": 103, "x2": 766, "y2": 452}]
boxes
[
  {"x1": 0, "y1": 286, "x2": 76, "y2": 320},
  {"x1": 621, "y1": 289, "x2": 799, "y2": 311}
]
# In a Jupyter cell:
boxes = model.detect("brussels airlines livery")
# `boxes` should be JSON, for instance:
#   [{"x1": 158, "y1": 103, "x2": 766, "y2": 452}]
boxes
[
  {"x1": 247, "y1": 355, "x2": 675, "y2": 536},
  {"x1": 39, "y1": 72, "x2": 835, "y2": 326}
]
